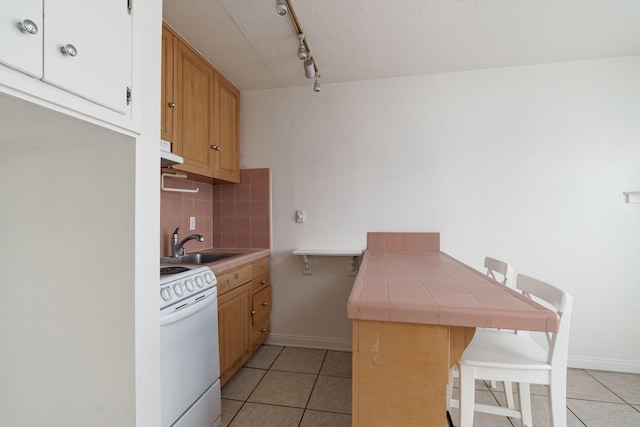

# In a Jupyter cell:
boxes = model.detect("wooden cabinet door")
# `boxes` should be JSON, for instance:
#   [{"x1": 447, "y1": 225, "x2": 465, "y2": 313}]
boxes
[
  {"x1": 160, "y1": 25, "x2": 174, "y2": 142},
  {"x1": 251, "y1": 285, "x2": 271, "y2": 325},
  {"x1": 44, "y1": 0, "x2": 132, "y2": 114},
  {"x1": 218, "y1": 283, "x2": 251, "y2": 386},
  {"x1": 213, "y1": 75, "x2": 240, "y2": 183},
  {"x1": 0, "y1": 1, "x2": 43, "y2": 77},
  {"x1": 173, "y1": 39, "x2": 215, "y2": 177}
]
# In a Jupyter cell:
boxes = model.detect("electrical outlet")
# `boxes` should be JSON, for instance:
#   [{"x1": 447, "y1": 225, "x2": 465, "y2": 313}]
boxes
[{"x1": 189, "y1": 216, "x2": 196, "y2": 230}]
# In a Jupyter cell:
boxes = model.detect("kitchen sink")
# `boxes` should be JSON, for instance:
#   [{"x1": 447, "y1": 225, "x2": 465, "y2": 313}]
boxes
[{"x1": 160, "y1": 253, "x2": 237, "y2": 265}]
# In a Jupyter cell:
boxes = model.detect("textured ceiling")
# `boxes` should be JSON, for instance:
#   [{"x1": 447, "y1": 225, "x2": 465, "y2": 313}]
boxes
[{"x1": 163, "y1": 0, "x2": 640, "y2": 92}]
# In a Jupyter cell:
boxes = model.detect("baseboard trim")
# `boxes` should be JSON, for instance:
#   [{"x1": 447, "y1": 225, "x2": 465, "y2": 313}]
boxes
[
  {"x1": 569, "y1": 356, "x2": 640, "y2": 373},
  {"x1": 266, "y1": 333, "x2": 352, "y2": 352},
  {"x1": 265, "y1": 335, "x2": 639, "y2": 373}
]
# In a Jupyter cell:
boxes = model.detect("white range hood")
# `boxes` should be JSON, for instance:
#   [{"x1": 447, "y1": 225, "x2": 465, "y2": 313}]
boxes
[{"x1": 160, "y1": 139, "x2": 183, "y2": 167}]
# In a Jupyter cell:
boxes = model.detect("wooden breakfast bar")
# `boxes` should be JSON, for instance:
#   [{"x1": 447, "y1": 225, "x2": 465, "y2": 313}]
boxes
[{"x1": 347, "y1": 232, "x2": 560, "y2": 426}]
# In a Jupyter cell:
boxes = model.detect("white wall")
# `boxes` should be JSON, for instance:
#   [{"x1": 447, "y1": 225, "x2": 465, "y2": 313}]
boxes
[
  {"x1": 0, "y1": 135, "x2": 136, "y2": 426},
  {"x1": 240, "y1": 56, "x2": 640, "y2": 372}
]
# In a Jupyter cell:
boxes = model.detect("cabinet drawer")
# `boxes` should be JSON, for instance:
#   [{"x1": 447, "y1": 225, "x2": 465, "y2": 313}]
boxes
[
  {"x1": 252, "y1": 318, "x2": 270, "y2": 349},
  {"x1": 251, "y1": 285, "x2": 271, "y2": 325},
  {"x1": 217, "y1": 264, "x2": 252, "y2": 295},
  {"x1": 252, "y1": 257, "x2": 269, "y2": 278},
  {"x1": 251, "y1": 273, "x2": 270, "y2": 292}
]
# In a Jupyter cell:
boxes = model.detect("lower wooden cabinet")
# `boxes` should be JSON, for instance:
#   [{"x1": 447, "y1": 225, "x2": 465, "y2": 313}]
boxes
[{"x1": 217, "y1": 257, "x2": 271, "y2": 386}]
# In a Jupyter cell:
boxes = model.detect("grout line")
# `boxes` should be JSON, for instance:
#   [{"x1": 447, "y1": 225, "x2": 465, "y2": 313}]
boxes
[
  {"x1": 297, "y1": 349, "x2": 329, "y2": 427},
  {"x1": 583, "y1": 369, "x2": 637, "y2": 406}
]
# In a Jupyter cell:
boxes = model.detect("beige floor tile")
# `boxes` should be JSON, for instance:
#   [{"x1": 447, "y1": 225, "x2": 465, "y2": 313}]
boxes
[
  {"x1": 222, "y1": 368, "x2": 267, "y2": 401},
  {"x1": 300, "y1": 410, "x2": 352, "y2": 427},
  {"x1": 449, "y1": 390, "x2": 513, "y2": 426},
  {"x1": 307, "y1": 375, "x2": 352, "y2": 414},
  {"x1": 271, "y1": 347, "x2": 327, "y2": 374},
  {"x1": 587, "y1": 370, "x2": 640, "y2": 404},
  {"x1": 245, "y1": 345, "x2": 283, "y2": 370},
  {"x1": 567, "y1": 399, "x2": 640, "y2": 426},
  {"x1": 320, "y1": 350, "x2": 352, "y2": 377},
  {"x1": 229, "y1": 402, "x2": 303, "y2": 427},
  {"x1": 566, "y1": 369, "x2": 625, "y2": 403},
  {"x1": 493, "y1": 392, "x2": 584, "y2": 427},
  {"x1": 248, "y1": 370, "x2": 316, "y2": 408},
  {"x1": 221, "y1": 399, "x2": 243, "y2": 427}
]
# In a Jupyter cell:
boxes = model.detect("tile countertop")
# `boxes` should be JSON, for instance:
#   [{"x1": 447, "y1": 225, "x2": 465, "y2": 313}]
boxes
[
  {"x1": 347, "y1": 250, "x2": 560, "y2": 332},
  {"x1": 161, "y1": 248, "x2": 271, "y2": 274}
]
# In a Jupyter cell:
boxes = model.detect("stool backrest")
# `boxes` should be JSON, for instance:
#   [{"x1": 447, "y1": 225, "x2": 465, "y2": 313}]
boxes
[
  {"x1": 484, "y1": 257, "x2": 512, "y2": 286},
  {"x1": 516, "y1": 274, "x2": 574, "y2": 366}
]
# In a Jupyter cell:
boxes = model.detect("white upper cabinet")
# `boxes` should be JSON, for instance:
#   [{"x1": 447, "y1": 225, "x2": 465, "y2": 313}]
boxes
[
  {"x1": 44, "y1": 0, "x2": 132, "y2": 114},
  {"x1": 1, "y1": 0, "x2": 132, "y2": 116},
  {"x1": 0, "y1": 2, "x2": 43, "y2": 77}
]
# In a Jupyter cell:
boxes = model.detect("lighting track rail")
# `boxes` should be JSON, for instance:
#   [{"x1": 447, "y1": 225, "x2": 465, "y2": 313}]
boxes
[{"x1": 276, "y1": 0, "x2": 321, "y2": 92}]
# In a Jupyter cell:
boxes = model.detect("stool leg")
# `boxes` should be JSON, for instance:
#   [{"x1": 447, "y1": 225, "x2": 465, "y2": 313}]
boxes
[
  {"x1": 458, "y1": 364, "x2": 476, "y2": 427},
  {"x1": 504, "y1": 381, "x2": 515, "y2": 409},
  {"x1": 518, "y1": 382, "x2": 533, "y2": 427}
]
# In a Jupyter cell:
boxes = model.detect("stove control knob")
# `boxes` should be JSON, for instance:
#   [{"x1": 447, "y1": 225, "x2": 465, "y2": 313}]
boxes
[
  {"x1": 173, "y1": 282, "x2": 185, "y2": 297},
  {"x1": 195, "y1": 276, "x2": 204, "y2": 288},
  {"x1": 185, "y1": 279, "x2": 195, "y2": 292},
  {"x1": 160, "y1": 287, "x2": 173, "y2": 301},
  {"x1": 205, "y1": 272, "x2": 214, "y2": 284}
]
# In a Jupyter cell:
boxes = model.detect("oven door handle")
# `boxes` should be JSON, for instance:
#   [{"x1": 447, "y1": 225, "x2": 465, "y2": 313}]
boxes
[{"x1": 160, "y1": 289, "x2": 217, "y2": 326}]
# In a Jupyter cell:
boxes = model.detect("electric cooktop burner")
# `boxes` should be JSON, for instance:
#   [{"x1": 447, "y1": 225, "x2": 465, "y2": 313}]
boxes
[{"x1": 160, "y1": 266, "x2": 190, "y2": 276}]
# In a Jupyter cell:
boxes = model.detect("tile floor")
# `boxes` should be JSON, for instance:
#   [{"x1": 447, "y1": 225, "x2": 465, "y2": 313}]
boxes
[{"x1": 222, "y1": 345, "x2": 640, "y2": 427}]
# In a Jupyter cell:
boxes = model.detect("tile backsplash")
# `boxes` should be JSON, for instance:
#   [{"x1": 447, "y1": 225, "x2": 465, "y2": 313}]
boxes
[{"x1": 160, "y1": 168, "x2": 271, "y2": 257}]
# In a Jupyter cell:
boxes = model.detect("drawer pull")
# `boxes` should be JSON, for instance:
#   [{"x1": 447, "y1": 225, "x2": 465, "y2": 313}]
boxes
[
  {"x1": 261, "y1": 280, "x2": 266, "y2": 285},
  {"x1": 251, "y1": 310, "x2": 256, "y2": 315},
  {"x1": 262, "y1": 301, "x2": 268, "y2": 306},
  {"x1": 261, "y1": 328, "x2": 267, "y2": 333}
]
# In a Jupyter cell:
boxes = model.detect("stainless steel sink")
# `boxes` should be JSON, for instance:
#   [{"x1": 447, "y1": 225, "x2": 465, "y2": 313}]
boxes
[{"x1": 160, "y1": 253, "x2": 237, "y2": 265}]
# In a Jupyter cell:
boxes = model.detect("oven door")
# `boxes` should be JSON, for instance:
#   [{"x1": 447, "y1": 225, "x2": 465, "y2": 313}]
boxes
[{"x1": 160, "y1": 289, "x2": 220, "y2": 427}]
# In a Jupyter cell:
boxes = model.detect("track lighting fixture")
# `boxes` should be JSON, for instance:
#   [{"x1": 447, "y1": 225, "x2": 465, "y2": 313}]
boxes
[
  {"x1": 276, "y1": 0, "x2": 288, "y2": 16},
  {"x1": 276, "y1": 0, "x2": 322, "y2": 92},
  {"x1": 297, "y1": 34, "x2": 308, "y2": 60},
  {"x1": 303, "y1": 57, "x2": 316, "y2": 79}
]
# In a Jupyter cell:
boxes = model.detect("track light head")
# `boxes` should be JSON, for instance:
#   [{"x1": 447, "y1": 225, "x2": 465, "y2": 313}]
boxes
[
  {"x1": 276, "y1": 0, "x2": 288, "y2": 16},
  {"x1": 313, "y1": 76, "x2": 320, "y2": 93},
  {"x1": 304, "y1": 58, "x2": 316, "y2": 79},
  {"x1": 297, "y1": 34, "x2": 308, "y2": 60}
]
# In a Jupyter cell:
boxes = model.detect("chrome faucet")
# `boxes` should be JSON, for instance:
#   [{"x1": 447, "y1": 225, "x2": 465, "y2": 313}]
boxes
[{"x1": 171, "y1": 227, "x2": 205, "y2": 257}]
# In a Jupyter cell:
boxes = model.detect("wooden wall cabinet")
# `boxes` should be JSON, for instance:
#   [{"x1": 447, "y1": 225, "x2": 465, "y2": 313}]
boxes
[
  {"x1": 217, "y1": 257, "x2": 271, "y2": 386},
  {"x1": 161, "y1": 23, "x2": 240, "y2": 183}
]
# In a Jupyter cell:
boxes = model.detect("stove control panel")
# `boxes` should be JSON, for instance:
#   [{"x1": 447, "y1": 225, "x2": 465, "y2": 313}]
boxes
[{"x1": 159, "y1": 266, "x2": 217, "y2": 309}]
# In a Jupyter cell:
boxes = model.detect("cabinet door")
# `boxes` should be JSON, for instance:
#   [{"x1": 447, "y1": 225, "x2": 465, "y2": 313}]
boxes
[
  {"x1": 213, "y1": 76, "x2": 240, "y2": 183},
  {"x1": 160, "y1": 25, "x2": 175, "y2": 142},
  {"x1": 0, "y1": 1, "x2": 42, "y2": 77},
  {"x1": 44, "y1": 0, "x2": 132, "y2": 114},
  {"x1": 218, "y1": 284, "x2": 251, "y2": 386},
  {"x1": 251, "y1": 285, "x2": 271, "y2": 325},
  {"x1": 173, "y1": 39, "x2": 215, "y2": 177}
]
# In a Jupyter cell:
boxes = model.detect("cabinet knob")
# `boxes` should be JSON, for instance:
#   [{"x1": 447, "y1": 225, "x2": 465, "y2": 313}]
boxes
[
  {"x1": 210, "y1": 145, "x2": 221, "y2": 151},
  {"x1": 18, "y1": 19, "x2": 38, "y2": 35},
  {"x1": 262, "y1": 301, "x2": 268, "y2": 307},
  {"x1": 60, "y1": 44, "x2": 78, "y2": 57},
  {"x1": 261, "y1": 328, "x2": 267, "y2": 333},
  {"x1": 251, "y1": 310, "x2": 256, "y2": 315},
  {"x1": 169, "y1": 102, "x2": 176, "y2": 108},
  {"x1": 261, "y1": 280, "x2": 266, "y2": 285}
]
